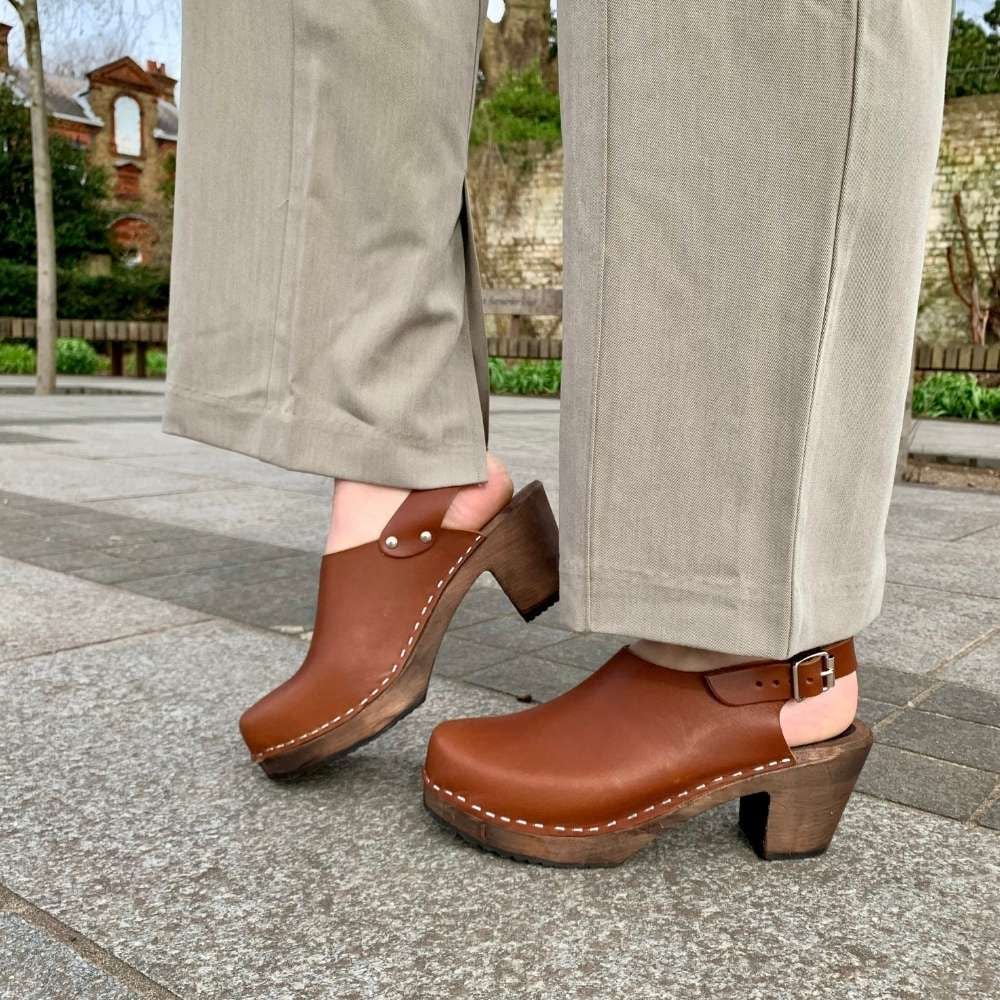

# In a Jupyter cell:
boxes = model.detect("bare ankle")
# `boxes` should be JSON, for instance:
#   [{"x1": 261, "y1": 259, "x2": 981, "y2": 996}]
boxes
[
  {"x1": 442, "y1": 452, "x2": 513, "y2": 532},
  {"x1": 324, "y1": 452, "x2": 513, "y2": 554}
]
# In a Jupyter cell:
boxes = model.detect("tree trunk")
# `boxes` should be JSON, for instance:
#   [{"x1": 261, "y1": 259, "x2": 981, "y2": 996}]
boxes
[
  {"x1": 20, "y1": 0, "x2": 58, "y2": 394},
  {"x1": 480, "y1": 0, "x2": 555, "y2": 96}
]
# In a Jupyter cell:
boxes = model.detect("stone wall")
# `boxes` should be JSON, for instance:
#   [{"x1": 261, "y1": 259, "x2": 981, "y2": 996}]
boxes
[
  {"x1": 471, "y1": 94, "x2": 1000, "y2": 346},
  {"x1": 918, "y1": 92, "x2": 1000, "y2": 344},
  {"x1": 469, "y1": 144, "x2": 564, "y2": 338}
]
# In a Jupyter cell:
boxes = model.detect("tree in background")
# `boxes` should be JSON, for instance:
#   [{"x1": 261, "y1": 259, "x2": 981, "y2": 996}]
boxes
[
  {"x1": 0, "y1": 84, "x2": 111, "y2": 264},
  {"x1": 5, "y1": 0, "x2": 58, "y2": 392},
  {"x1": 480, "y1": 0, "x2": 556, "y2": 97},
  {"x1": 948, "y1": 2, "x2": 1000, "y2": 97}
]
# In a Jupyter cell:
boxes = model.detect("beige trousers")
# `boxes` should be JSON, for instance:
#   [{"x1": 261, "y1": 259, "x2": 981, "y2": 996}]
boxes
[{"x1": 165, "y1": 1, "x2": 952, "y2": 658}]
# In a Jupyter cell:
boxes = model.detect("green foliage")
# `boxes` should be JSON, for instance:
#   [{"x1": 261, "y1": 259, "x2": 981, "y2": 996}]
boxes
[
  {"x1": 947, "y1": 8, "x2": 1000, "y2": 98},
  {"x1": 0, "y1": 85, "x2": 112, "y2": 263},
  {"x1": 488, "y1": 356, "x2": 561, "y2": 396},
  {"x1": 124, "y1": 348, "x2": 167, "y2": 377},
  {"x1": 912, "y1": 372, "x2": 1000, "y2": 421},
  {"x1": 55, "y1": 337, "x2": 99, "y2": 374},
  {"x1": 471, "y1": 67, "x2": 561, "y2": 150},
  {"x1": 0, "y1": 338, "x2": 102, "y2": 374},
  {"x1": 0, "y1": 341, "x2": 36, "y2": 373},
  {"x1": 0, "y1": 259, "x2": 169, "y2": 320}
]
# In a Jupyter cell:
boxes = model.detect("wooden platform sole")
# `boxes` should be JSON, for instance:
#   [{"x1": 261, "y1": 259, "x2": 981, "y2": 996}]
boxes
[
  {"x1": 260, "y1": 481, "x2": 559, "y2": 780},
  {"x1": 424, "y1": 721, "x2": 874, "y2": 866}
]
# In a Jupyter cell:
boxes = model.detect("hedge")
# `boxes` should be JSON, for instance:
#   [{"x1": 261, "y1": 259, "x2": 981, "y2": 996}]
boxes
[{"x1": 0, "y1": 259, "x2": 169, "y2": 321}]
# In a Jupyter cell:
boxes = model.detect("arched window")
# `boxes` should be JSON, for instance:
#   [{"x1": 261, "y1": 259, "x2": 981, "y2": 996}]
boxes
[{"x1": 113, "y1": 95, "x2": 142, "y2": 157}]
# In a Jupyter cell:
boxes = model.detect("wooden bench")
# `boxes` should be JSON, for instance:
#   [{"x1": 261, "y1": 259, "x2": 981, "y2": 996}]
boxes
[
  {"x1": 482, "y1": 288, "x2": 563, "y2": 360},
  {"x1": 0, "y1": 316, "x2": 167, "y2": 377},
  {"x1": 914, "y1": 343, "x2": 1000, "y2": 374}
]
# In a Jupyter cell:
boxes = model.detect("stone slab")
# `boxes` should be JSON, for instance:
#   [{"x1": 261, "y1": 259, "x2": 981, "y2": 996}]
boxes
[
  {"x1": 88, "y1": 486, "x2": 329, "y2": 552},
  {"x1": 0, "y1": 453, "x2": 222, "y2": 504},
  {"x1": 885, "y1": 484, "x2": 1000, "y2": 541},
  {"x1": 463, "y1": 653, "x2": 592, "y2": 703},
  {"x1": 108, "y1": 451, "x2": 332, "y2": 496},
  {"x1": 855, "y1": 583, "x2": 1000, "y2": 674},
  {"x1": 886, "y1": 534, "x2": 1000, "y2": 600},
  {"x1": 855, "y1": 743, "x2": 996, "y2": 821},
  {"x1": 942, "y1": 633, "x2": 1000, "y2": 697},
  {"x1": 877, "y1": 709, "x2": 1000, "y2": 773},
  {"x1": 0, "y1": 914, "x2": 138, "y2": 1000},
  {"x1": 449, "y1": 615, "x2": 573, "y2": 653},
  {"x1": 0, "y1": 558, "x2": 205, "y2": 663},
  {"x1": 0, "y1": 619, "x2": 997, "y2": 1000},
  {"x1": 920, "y1": 681, "x2": 1000, "y2": 728},
  {"x1": 911, "y1": 418, "x2": 1000, "y2": 467}
]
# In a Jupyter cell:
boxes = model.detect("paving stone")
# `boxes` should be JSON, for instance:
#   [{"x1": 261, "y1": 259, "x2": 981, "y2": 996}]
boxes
[
  {"x1": 432, "y1": 633, "x2": 513, "y2": 679},
  {"x1": 0, "y1": 620, "x2": 998, "y2": 1000},
  {"x1": 855, "y1": 583, "x2": 1000, "y2": 674},
  {"x1": 0, "y1": 454, "x2": 224, "y2": 503},
  {"x1": 859, "y1": 663, "x2": 933, "y2": 705},
  {"x1": 857, "y1": 697, "x2": 896, "y2": 726},
  {"x1": 920, "y1": 682, "x2": 1000, "y2": 728},
  {"x1": 0, "y1": 558, "x2": 205, "y2": 663},
  {"x1": 538, "y1": 631, "x2": 630, "y2": 671},
  {"x1": 0, "y1": 491, "x2": 87, "y2": 516},
  {"x1": 0, "y1": 914, "x2": 138, "y2": 1000},
  {"x1": 885, "y1": 483, "x2": 1000, "y2": 542},
  {"x1": 107, "y1": 451, "x2": 332, "y2": 497},
  {"x1": 855, "y1": 744, "x2": 996, "y2": 821},
  {"x1": 978, "y1": 796, "x2": 1000, "y2": 832},
  {"x1": 446, "y1": 586, "x2": 519, "y2": 629},
  {"x1": 942, "y1": 633, "x2": 1000, "y2": 697},
  {"x1": 449, "y1": 615, "x2": 574, "y2": 653},
  {"x1": 463, "y1": 654, "x2": 591, "y2": 703},
  {"x1": 27, "y1": 548, "x2": 131, "y2": 573},
  {"x1": 878, "y1": 709, "x2": 1000, "y2": 773},
  {"x1": 90, "y1": 485, "x2": 328, "y2": 552},
  {"x1": 886, "y1": 533, "x2": 1000, "y2": 600},
  {"x1": 155, "y1": 581, "x2": 315, "y2": 630},
  {"x1": 0, "y1": 430, "x2": 68, "y2": 445}
]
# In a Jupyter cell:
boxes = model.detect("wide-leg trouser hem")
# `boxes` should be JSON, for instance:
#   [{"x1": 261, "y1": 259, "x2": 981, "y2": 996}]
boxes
[
  {"x1": 163, "y1": 383, "x2": 488, "y2": 489},
  {"x1": 558, "y1": 560, "x2": 884, "y2": 660}
]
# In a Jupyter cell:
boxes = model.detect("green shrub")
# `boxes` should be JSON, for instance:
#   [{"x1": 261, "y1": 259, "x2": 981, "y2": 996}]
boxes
[
  {"x1": 489, "y1": 357, "x2": 561, "y2": 396},
  {"x1": 124, "y1": 348, "x2": 167, "y2": 377},
  {"x1": 0, "y1": 259, "x2": 169, "y2": 320},
  {"x1": 56, "y1": 338, "x2": 100, "y2": 374},
  {"x1": 913, "y1": 372, "x2": 1000, "y2": 422},
  {"x1": 471, "y1": 67, "x2": 562, "y2": 150},
  {"x1": 0, "y1": 341, "x2": 36, "y2": 373}
]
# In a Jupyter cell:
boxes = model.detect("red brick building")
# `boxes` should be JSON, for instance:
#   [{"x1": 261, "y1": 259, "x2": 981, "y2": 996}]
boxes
[{"x1": 0, "y1": 22, "x2": 178, "y2": 266}]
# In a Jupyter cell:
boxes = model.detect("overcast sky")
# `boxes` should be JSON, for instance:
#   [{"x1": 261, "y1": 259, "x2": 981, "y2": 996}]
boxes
[{"x1": 0, "y1": 0, "x2": 991, "y2": 94}]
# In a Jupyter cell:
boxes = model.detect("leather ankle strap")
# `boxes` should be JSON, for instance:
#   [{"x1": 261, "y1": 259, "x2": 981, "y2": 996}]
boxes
[
  {"x1": 379, "y1": 486, "x2": 464, "y2": 558},
  {"x1": 703, "y1": 638, "x2": 857, "y2": 707}
]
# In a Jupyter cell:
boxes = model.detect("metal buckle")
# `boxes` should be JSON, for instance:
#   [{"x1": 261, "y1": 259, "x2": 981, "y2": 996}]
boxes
[{"x1": 790, "y1": 651, "x2": 836, "y2": 702}]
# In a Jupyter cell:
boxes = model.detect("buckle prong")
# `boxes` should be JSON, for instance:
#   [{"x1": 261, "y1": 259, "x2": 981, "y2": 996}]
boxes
[{"x1": 790, "y1": 651, "x2": 836, "y2": 702}]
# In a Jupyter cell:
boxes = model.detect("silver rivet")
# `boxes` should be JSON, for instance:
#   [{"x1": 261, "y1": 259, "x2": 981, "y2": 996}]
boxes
[
  {"x1": 419, "y1": 530, "x2": 432, "y2": 543},
  {"x1": 385, "y1": 535, "x2": 398, "y2": 549}
]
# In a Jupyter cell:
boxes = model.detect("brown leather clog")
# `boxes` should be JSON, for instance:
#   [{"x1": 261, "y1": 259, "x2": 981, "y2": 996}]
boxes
[
  {"x1": 424, "y1": 639, "x2": 872, "y2": 866},
  {"x1": 240, "y1": 480, "x2": 559, "y2": 779}
]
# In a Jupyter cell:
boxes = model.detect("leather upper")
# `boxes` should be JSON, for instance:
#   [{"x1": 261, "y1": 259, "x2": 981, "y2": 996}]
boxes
[
  {"x1": 424, "y1": 641, "x2": 857, "y2": 832},
  {"x1": 240, "y1": 488, "x2": 480, "y2": 760}
]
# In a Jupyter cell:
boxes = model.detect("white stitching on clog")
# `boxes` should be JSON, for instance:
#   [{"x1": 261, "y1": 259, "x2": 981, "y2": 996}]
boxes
[
  {"x1": 423, "y1": 757, "x2": 795, "y2": 834},
  {"x1": 255, "y1": 537, "x2": 483, "y2": 758}
]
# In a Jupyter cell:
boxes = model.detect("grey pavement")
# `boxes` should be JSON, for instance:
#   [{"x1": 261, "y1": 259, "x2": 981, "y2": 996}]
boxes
[
  {"x1": 0, "y1": 387, "x2": 998, "y2": 999},
  {"x1": 911, "y1": 417, "x2": 1000, "y2": 469}
]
